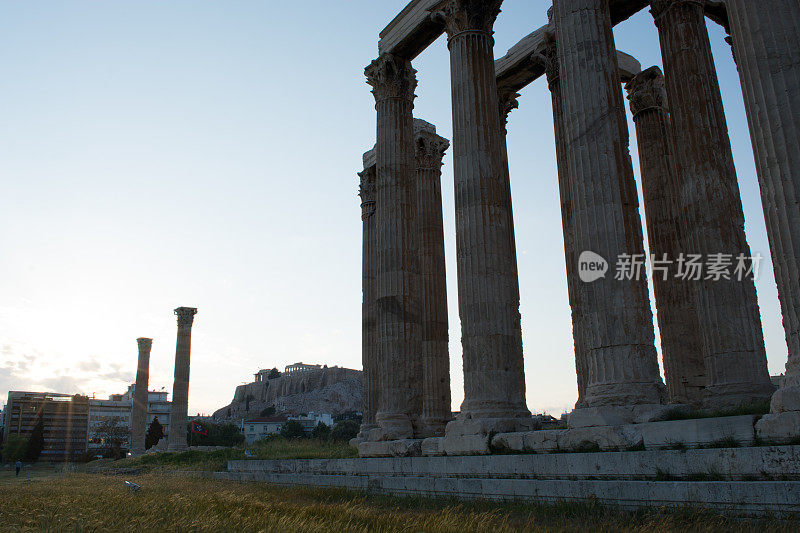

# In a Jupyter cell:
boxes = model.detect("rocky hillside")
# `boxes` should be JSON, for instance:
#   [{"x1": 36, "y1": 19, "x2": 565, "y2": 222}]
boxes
[{"x1": 213, "y1": 366, "x2": 362, "y2": 421}]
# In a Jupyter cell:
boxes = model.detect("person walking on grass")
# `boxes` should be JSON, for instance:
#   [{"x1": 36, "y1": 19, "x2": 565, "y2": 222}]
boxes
[{"x1": 15, "y1": 460, "x2": 21, "y2": 477}]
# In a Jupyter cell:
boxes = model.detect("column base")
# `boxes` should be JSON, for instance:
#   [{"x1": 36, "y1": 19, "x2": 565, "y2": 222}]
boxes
[
  {"x1": 770, "y1": 384, "x2": 800, "y2": 413},
  {"x1": 358, "y1": 438, "x2": 423, "y2": 457},
  {"x1": 583, "y1": 381, "x2": 667, "y2": 407},
  {"x1": 568, "y1": 404, "x2": 685, "y2": 429},
  {"x1": 702, "y1": 381, "x2": 776, "y2": 410},
  {"x1": 373, "y1": 413, "x2": 415, "y2": 441},
  {"x1": 440, "y1": 415, "x2": 538, "y2": 455},
  {"x1": 755, "y1": 411, "x2": 800, "y2": 444},
  {"x1": 418, "y1": 416, "x2": 451, "y2": 438}
]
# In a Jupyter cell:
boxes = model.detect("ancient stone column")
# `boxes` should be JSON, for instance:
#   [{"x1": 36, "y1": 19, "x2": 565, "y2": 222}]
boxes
[
  {"x1": 725, "y1": 1, "x2": 800, "y2": 436},
  {"x1": 414, "y1": 120, "x2": 452, "y2": 437},
  {"x1": 552, "y1": 0, "x2": 665, "y2": 414},
  {"x1": 358, "y1": 157, "x2": 379, "y2": 438},
  {"x1": 167, "y1": 306, "x2": 197, "y2": 452},
  {"x1": 625, "y1": 67, "x2": 706, "y2": 406},
  {"x1": 435, "y1": 0, "x2": 530, "y2": 432},
  {"x1": 651, "y1": 0, "x2": 773, "y2": 408},
  {"x1": 364, "y1": 54, "x2": 420, "y2": 440},
  {"x1": 130, "y1": 337, "x2": 152, "y2": 456},
  {"x1": 538, "y1": 38, "x2": 589, "y2": 409}
]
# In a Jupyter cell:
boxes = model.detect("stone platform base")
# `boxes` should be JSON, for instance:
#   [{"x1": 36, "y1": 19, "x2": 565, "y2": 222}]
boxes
[{"x1": 222, "y1": 446, "x2": 800, "y2": 516}]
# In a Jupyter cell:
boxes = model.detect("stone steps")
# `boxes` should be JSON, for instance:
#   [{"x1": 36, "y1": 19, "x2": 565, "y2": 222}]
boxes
[{"x1": 228, "y1": 446, "x2": 800, "y2": 481}]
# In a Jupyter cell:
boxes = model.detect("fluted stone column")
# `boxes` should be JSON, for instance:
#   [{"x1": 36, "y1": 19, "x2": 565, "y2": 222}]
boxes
[
  {"x1": 435, "y1": 0, "x2": 531, "y2": 434},
  {"x1": 552, "y1": 0, "x2": 665, "y2": 418},
  {"x1": 539, "y1": 38, "x2": 589, "y2": 409},
  {"x1": 358, "y1": 160, "x2": 379, "y2": 438},
  {"x1": 651, "y1": 0, "x2": 773, "y2": 408},
  {"x1": 168, "y1": 307, "x2": 197, "y2": 452},
  {"x1": 130, "y1": 337, "x2": 152, "y2": 456},
  {"x1": 625, "y1": 67, "x2": 706, "y2": 406},
  {"x1": 365, "y1": 54, "x2": 421, "y2": 440},
  {"x1": 725, "y1": 0, "x2": 800, "y2": 437},
  {"x1": 415, "y1": 120, "x2": 452, "y2": 437}
]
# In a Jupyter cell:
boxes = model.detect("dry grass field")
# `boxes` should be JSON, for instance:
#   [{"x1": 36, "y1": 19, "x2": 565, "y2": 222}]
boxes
[{"x1": 0, "y1": 469, "x2": 798, "y2": 532}]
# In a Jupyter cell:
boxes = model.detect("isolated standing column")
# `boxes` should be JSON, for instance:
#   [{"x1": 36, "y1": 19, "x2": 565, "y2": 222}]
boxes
[
  {"x1": 168, "y1": 306, "x2": 197, "y2": 452},
  {"x1": 625, "y1": 67, "x2": 705, "y2": 406},
  {"x1": 651, "y1": 0, "x2": 773, "y2": 407},
  {"x1": 358, "y1": 161, "x2": 379, "y2": 436},
  {"x1": 552, "y1": 0, "x2": 665, "y2": 408},
  {"x1": 415, "y1": 121, "x2": 452, "y2": 436},
  {"x1": 365, "y1": 54, "x2": 421, "y2": 440},
  {"x1": 130, "y1": 337, "x2": 152, "y2": 456},
  {"x1": 726, "y1": 0, "x2": 800, "y2": 415}
]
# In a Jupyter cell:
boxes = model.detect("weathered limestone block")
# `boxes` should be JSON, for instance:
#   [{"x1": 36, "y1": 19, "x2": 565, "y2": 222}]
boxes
[
  {"x1": 491, "y1": 430, "x2": 565, "y2": 453},
  {"x1": 651, "y1": 0, "x2": 773, "y2": 408},
  {"x1": 552, "y1": 0, "x2": 665, "y2": 408},
  {"x1": 625, "y1": 66, "x2": 706, "y2": 407},
  {"x1": 359, "y1": 439, "x2": 423, "y2": 458},
  {"x1": 726, "y1": 0, "x2": 800, "y2": 417},
  {"x1": 558, "y1": 426, "x2": 644, "y2": 452},
  {"x1": 639, "y1": 415, "x2": 757, "y2": 449},
  {"x1": 568, "y1": 404, "x2": 685, "y2": 429},
  {"x1": 421, "y1": 436, "x2": 445, "y2": 456},
  {"x1": 756, "y1": 412, "x2": 800, "y2": 444},
  {"x1": 130, "y1": 337, "x2": 152, "y2": 457},
  {"x1": 435, "y1": 0, "x2": 530, "y2": 427},
  {"x1": 365, "y1": 53, "x2": 421, "y2": 440},
  {"x1": 442, "y1": 434, "x2": 490, "y2": 456},
  {"x1": 415, "y1": 120, "x2": 452, "y2": 437},
  {"x1": 168, "y1": 307, "x2": 197, "y2": 453}
]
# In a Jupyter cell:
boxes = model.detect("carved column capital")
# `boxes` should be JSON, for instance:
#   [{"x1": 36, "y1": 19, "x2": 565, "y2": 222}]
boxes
[
  {"x1": 651, "y1": 0, "x2": 705, "y2": 22},
  {"x1": 174, "y1": 307, "x2": 197, "y2": 329},
  {"x1": 431, "y1": 0, "x2": 503, "y2": 39},
  {"x1": 365, "y1": 54, "x2": 417, "y2": 103},
  {"x1": 498, "y1": 91, "x2": 520, "y2": 127},
  {"x1": 415, "y1": 130, "x2": 450, "y2": 169},
  {"x1": 358, "y1": 166, "x2": 376, "y2": 218},
  {"x1": 536, "y1": 37, "x2": 560, "y2": 90},
  {"x1": 136, "y1": 337, "x2": 153, "y2": 351},
  {"x1": 624, "y1": 66, "x2": 668, "y2": 118}
]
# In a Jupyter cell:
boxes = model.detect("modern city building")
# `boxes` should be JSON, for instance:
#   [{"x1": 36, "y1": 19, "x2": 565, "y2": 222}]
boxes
[{"x1": 241, "y1": 416, "x2": 288, "y2": 444}]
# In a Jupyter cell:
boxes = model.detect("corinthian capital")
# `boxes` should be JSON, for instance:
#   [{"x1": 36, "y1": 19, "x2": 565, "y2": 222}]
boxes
[
  {"x1": 498, "y1": 91, "x2": 520, "y2": 127},
  {"x1": 431, "y1": 0, "x2": 504, "y2": 37},
  {"x1": 624, "y1": 66, "x2": 668, "y2": 117},
  {"x1": 536, "y1": 37, "x2": 559, "y2": 89},
  {"x1": 136, "y1": 337, "x2": 153, "y2": 352},
  {"x1": 358, "y1": 166, "x2": 376, "y2": 205},
  {"x1": 174, "y1": 307, "x2": 197, "y2": 329},
  {"x1": 365, "y1": 54, "x2": 417, "y2": 103},
  {"x1": 650, "y1": 0, "x2": 705, "y2": 21},
  {"x1": 415, "y1": 130, "x2": 450, "y2": 169}
]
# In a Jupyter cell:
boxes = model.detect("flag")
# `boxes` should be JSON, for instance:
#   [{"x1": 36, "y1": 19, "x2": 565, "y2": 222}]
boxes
[{"x1": 190, "y1": 421, "x2": 208, "y2": 435}]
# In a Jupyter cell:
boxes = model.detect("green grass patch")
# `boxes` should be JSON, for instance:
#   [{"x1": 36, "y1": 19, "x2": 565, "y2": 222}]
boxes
[{"x1": 114, "y1": 437, "x2": 357, "y2": 472}]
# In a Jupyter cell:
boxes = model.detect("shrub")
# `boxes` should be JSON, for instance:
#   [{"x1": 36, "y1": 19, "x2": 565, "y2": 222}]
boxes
[
  {"x1": 280, "y1": 420, "x2": 307, "y2": 439},
  {"x1": 2, "y1": 434, "x2": 29, "y2": 463},
  {"x1": 330, "y1": 420, "x2": 359, "y2": 442},
  {"x1": 310, "y1": 422, "x2": 331, "y2": 441}
]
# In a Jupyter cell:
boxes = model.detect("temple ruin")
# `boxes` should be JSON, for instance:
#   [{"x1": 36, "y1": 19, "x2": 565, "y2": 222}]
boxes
[{"x1": 355, "y1": 0, "x2": 800, "y2": 457}]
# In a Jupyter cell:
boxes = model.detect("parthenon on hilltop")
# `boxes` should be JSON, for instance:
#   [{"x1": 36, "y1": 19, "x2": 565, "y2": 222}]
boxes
[{"x1": 355, "y1": 0, "x2": 800, "y2": 457}]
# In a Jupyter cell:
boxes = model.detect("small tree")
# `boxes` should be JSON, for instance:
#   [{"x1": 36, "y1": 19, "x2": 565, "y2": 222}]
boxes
[
  {"x1": 145, "y1": 417, "x2": 164, "y2": 450},
  {"x1": 259, "y1": 406, "x2": 277, "y2": 418},
  {"x1": 2, "y1": 434, "x2": 29, "y2": 463},
  {"x1": 330, "y1": 420, "x2": 359, "y2": 442},
  {"x1": 24, "y1": 417, "x2": 44, "y2": 462},
  {"x1": 96, "y1": 416, "x2": 130, "y2": 459},
  {"x1": 280, "y1": 420, "x2": 306, "y2": 439},
  {"x1": 268, "y1": 368, "x2": 281, "y2": 379},
  {"x1": 310, "y1": 422, "x2": 331, "y2": 441}
]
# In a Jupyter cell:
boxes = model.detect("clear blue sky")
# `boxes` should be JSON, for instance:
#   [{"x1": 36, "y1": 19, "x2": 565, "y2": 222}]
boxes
[{"x1": 0, "y1": 1, "x2": 787, "y2": 416}]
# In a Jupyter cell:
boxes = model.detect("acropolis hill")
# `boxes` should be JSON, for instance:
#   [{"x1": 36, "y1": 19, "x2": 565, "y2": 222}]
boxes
[{"x1": 213, "y1": 363, "x2": 362, "y2": 421}]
